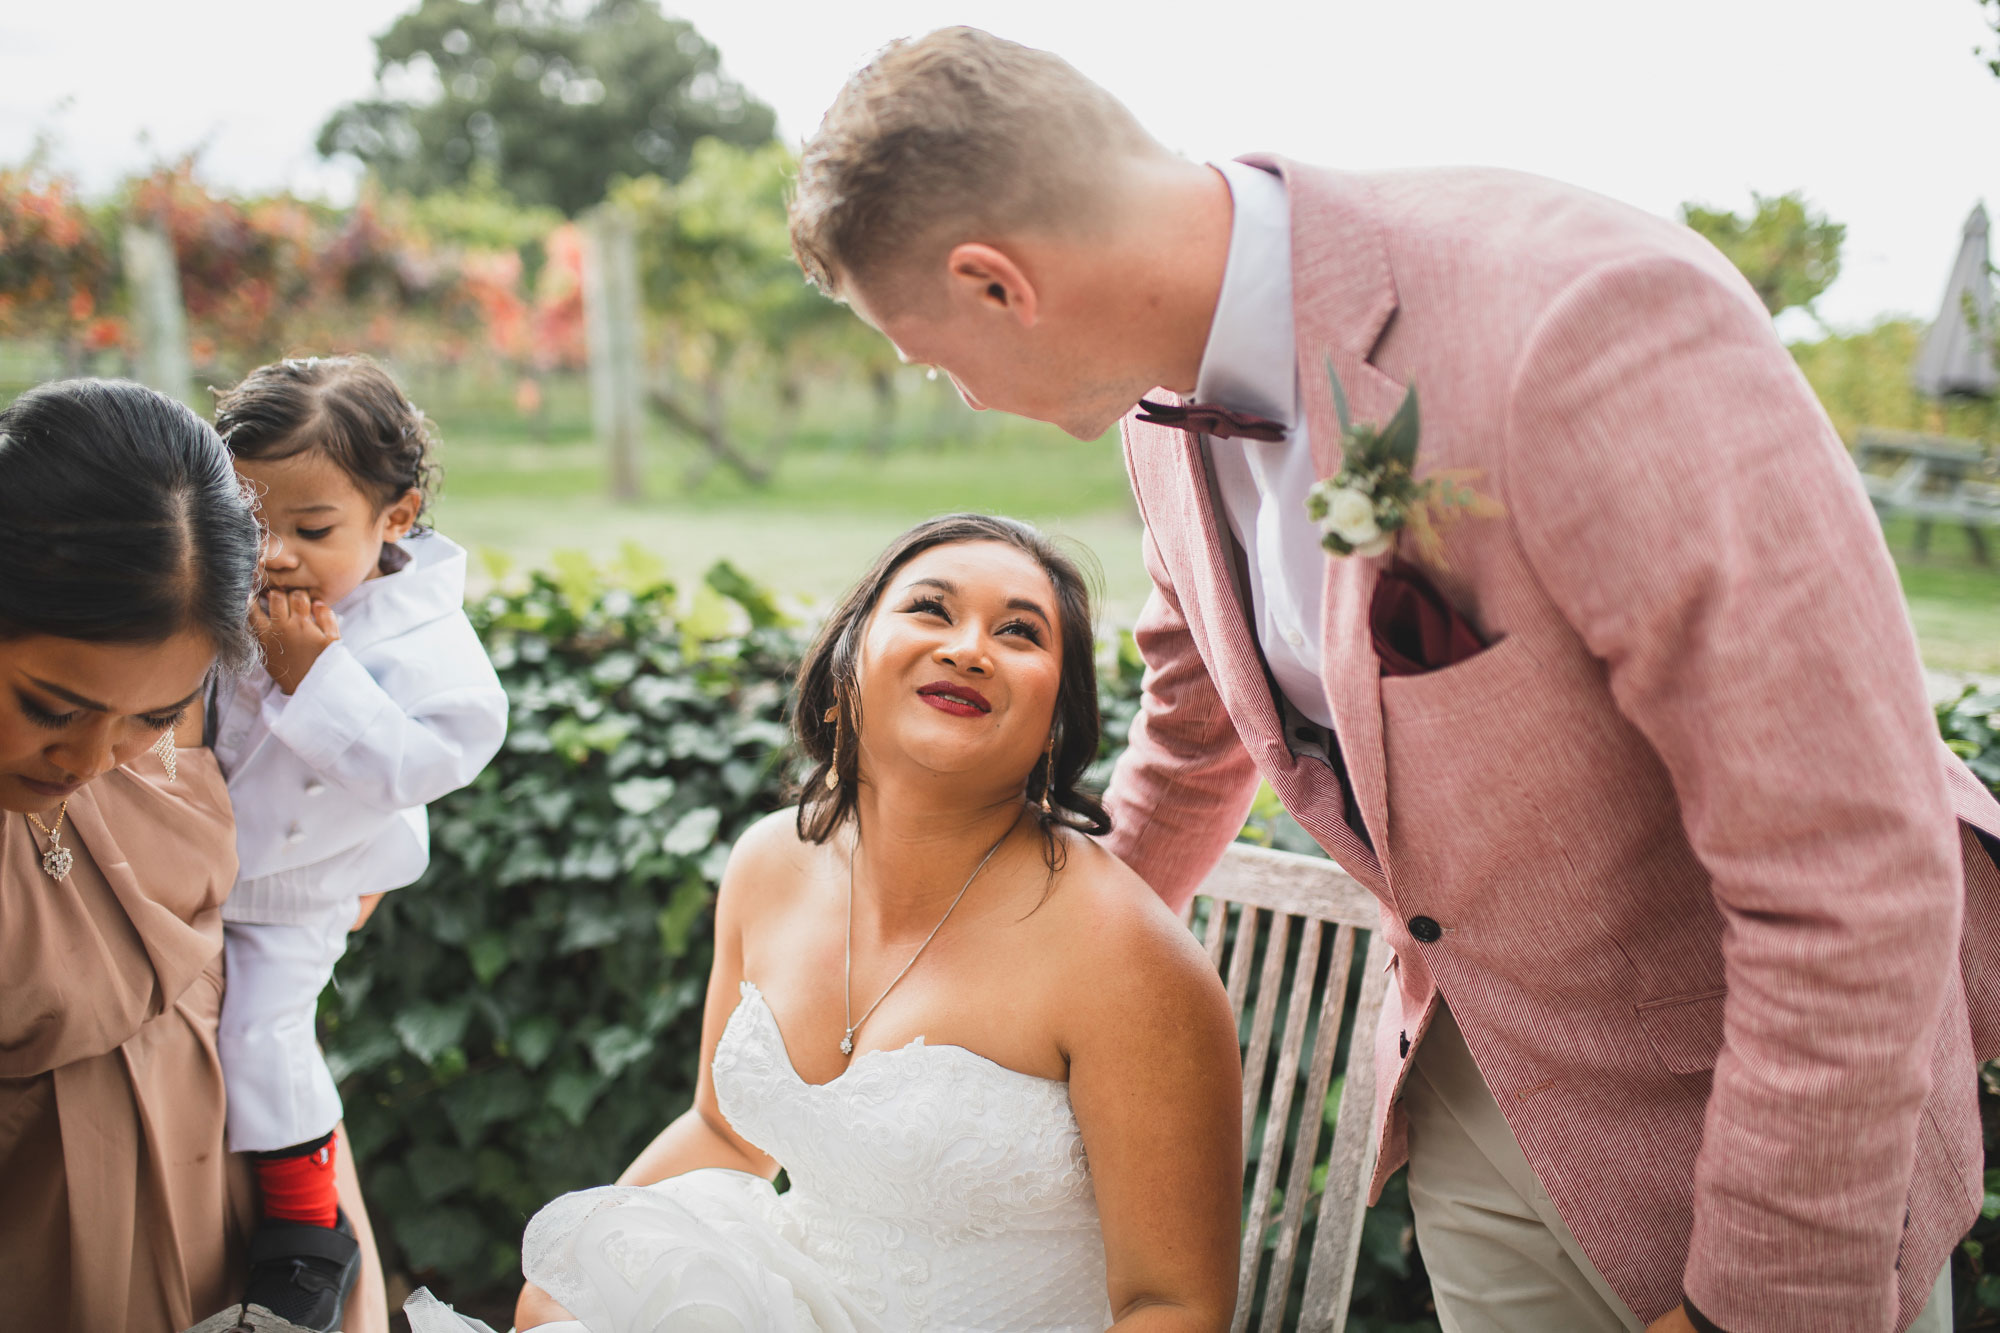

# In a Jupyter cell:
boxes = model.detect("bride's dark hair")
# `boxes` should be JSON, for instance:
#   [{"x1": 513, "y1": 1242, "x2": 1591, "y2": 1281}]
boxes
[{"x1": 793, "y1": 514, "x2": 1111, "y2": 869}]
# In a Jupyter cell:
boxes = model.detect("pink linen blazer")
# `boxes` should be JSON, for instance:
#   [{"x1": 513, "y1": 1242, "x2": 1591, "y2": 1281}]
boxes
[{"x1": 1101, "y1": 157, "x2": 2000, "y2": 1333}]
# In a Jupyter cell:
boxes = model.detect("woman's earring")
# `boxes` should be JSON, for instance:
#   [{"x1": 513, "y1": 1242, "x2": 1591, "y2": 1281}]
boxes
[
  {"x1": 153, "y1": 731, "x2": 178, "y2": 785},
  {"x1": 1040, "y1": 736, "x2": 1056, "y2": 814},
  {"x1": 823, "y1": 704, "x2": 842, "y2": 792}
]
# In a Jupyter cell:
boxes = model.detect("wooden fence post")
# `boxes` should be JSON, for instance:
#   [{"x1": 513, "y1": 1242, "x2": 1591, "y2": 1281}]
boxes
[
  {"x1": 582, "y1": 204, "x2": 645, "y2": 503},
  {"x1": 121, "y1": 223, "x2": 193, "y2": 406}
]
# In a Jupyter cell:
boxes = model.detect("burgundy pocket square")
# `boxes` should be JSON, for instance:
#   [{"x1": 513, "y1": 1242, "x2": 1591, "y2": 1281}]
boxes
[{"x1": 1370, "y1": 562, "x2": 1488, "y2": 677}]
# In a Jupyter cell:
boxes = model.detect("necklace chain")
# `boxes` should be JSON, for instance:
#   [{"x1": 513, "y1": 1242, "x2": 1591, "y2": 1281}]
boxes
[
  {"x1": 842, "y1": 824, "x2": 1013, "y2": 1056},
  {"x1": 27, "y1": 799, "x2": 73, "y2": 881}
]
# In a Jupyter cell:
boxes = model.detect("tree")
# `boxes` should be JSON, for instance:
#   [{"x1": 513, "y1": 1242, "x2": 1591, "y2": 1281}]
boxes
[
  {"x1": 0, "y1": 166, "x2": 125, "y2": 374},
  {"x1": 318, "y1": 0, "x2": 776, "y2": 217},
  {"x1": 1680, "y1": 191, "x2": 1845, "y2": 319},
  {"x1": 613, "y1": 139, "x2": 860, "y2": 488}
]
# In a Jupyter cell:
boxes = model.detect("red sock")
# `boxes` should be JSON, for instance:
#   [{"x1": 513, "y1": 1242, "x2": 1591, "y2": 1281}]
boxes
[{"x1": 254, "y1": 1130, "x2": 339, "y2": 1228}]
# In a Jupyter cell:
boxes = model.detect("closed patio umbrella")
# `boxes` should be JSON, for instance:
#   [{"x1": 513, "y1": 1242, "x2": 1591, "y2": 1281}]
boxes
[{"x1": 1912, "y1": 202, "x2": 1999, "y2": 398}]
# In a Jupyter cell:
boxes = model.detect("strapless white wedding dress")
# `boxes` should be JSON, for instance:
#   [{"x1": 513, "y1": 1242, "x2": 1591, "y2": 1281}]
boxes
[{"x1": 413, "y1": 981, "x2": 1112, "y2": 1332}]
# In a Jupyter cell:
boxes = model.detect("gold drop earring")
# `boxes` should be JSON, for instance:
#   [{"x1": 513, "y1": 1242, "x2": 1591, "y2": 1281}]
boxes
[
  {"x1": 823, "y1": 704, "x2": 842, "y2": 792},
  {"x1": 1040, "y1": 736, "x2": 1056, "y2": 814},
  {"x1": 153, "y1": 731, "x2": 177, "y2": 784}
]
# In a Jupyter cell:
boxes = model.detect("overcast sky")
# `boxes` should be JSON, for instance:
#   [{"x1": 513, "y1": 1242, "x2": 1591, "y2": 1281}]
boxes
[{"x1": 3, "y1": 0, "x2": 1994, "y2": 333}]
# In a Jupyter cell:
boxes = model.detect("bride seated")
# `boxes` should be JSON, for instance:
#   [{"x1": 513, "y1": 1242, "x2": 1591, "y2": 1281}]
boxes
[{"x1": 501, "y1": 514, "x2": 1242, "y2": 1332}]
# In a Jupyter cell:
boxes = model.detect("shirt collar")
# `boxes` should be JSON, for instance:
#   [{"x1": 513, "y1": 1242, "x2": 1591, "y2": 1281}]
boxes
[{"x1": 1193, "y1": 159, "x2": 1297, "y2": 430}]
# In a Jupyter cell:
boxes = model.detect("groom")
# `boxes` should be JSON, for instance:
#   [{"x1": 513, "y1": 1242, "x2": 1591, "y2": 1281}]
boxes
[{"x1": 789, "y1": 27, "x2": 2000, "y2": 1333}]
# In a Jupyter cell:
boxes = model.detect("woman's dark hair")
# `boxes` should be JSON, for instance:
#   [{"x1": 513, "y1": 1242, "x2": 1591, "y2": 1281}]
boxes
[
  {"x1": 0, "y1": 379, "x2": 260, "y2": 670},
  {"x1": 794, "y1": 514, "x2": 1111, "y2": 869},
  {"x1": 212, "y1": 355, "x2": 439, "y2": 523}
]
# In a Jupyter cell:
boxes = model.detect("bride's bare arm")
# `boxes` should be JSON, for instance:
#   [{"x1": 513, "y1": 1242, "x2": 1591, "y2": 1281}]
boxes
[
  {"x1": 621, "y1": 822, "x2": 782, "y2": 1185},
  {"x1": 1064, "y1": 872, "x2": 1243, "y2": 1331},
  {"x1": 516, "y1": 821, "x2": 786, "y2": 1328}
]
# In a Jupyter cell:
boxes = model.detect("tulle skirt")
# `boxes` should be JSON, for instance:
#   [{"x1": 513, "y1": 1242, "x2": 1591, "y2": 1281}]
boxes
[{"x1": 406, "y1": 1168, "x2": 884, "y2": 1333}]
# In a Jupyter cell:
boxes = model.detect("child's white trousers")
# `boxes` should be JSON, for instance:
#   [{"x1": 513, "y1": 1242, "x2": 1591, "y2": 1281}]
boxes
[{"x1": 218, "y1": 901, "x2": 353, "y2": 1153}]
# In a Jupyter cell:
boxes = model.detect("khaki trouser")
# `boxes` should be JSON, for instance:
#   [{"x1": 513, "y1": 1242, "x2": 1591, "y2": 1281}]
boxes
[{"x1": 1402, "y1": 1004, "x2": 1953, "y2": 1333}]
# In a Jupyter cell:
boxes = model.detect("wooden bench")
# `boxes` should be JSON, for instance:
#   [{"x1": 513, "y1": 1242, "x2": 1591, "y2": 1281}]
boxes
[
  {"x1": 1854, "y1": 428, "x2": 2000, "y2": 563},
  {"x1": 1191, "y1": 843, "x2": 1394, "y2": 1333}
]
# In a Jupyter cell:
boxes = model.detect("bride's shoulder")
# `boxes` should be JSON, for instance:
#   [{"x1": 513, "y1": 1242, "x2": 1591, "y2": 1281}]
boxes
[
  {"x1": 1041, "y1": 833, "x2": 1218, "y2": 979},
  {"x1": 1039, "y1": 833, "x2": 1233, "y2": 1055},
  {"x1": 715, "y1": 808, "x2": 813, "y2": 905}
]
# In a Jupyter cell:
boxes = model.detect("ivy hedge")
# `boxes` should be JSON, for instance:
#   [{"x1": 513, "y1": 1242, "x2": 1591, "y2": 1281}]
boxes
[{"x1": 325, "y1": 559, "x2": 2000, "y2": 1330}]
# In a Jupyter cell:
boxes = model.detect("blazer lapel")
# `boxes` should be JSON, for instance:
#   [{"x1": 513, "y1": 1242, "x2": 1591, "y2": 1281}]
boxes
[
  {"x1": 1250, "y1": 153, "x2": 1404, "y2": 861},
  {"x1": 1126, "y1": 401, "x2": 1282, "y2": 740}
]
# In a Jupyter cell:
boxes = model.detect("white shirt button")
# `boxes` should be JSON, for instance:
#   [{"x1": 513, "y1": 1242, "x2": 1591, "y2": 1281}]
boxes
[
  {"x1": 285, "y1": 823, "x2": 306, "y2": 845},
  {"x1": 304, "y1": 780, "x2": 325, "y2": 796},
  {"x1": 1283, "y1": 626, "x2": 1305, "y2": 648}
]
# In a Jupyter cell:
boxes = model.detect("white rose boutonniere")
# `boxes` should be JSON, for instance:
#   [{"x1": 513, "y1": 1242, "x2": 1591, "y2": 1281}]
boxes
[{"x1": 1305, "y1": 357, "x2": 1500, "y2": 567}]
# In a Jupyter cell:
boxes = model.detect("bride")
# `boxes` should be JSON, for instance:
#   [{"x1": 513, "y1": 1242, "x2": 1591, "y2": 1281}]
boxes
[{"x1": 484, "y1": 515, "x2": 1241, "y2": 1331}]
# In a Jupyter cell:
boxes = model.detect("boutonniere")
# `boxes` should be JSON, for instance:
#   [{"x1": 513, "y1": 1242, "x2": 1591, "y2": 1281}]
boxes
[{"x1": 1304, "y1": 357, "x2": 1501, "y2": 567}]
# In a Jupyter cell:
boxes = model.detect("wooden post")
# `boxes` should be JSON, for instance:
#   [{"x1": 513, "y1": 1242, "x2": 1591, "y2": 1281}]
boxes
[
  {"x1": 582, "y1": 205, "x2": 645, "y2": 502},
  {"x1": 120, "y1": 223, "x2": 193, "y2": 406}
]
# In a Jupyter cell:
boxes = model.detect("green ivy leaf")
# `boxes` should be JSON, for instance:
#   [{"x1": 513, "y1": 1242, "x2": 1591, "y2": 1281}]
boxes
[
  {"x1": 705, "y1": 560, "x2": 789, "y2": 628},
  {"x1": 546, "y1": 1068, "x2": 609, "y2": 1127},
  {"x1": 610, "y1": 775, "x2": 677, "y2": 815},
  {"x1": 661, "y1": 806, "x2": 722, "y2": 857},
  {"x1": 510, "y1": 1015, "x2": 560, "y2": 1070},
  {"x1": 394, "y1": 997, "x2": 473, "y2": 1065},
  {"x1": 587, "y1": 1025, "x2": 654, "y2": 1079},
  {"x1": 467, "y1": 932, "x2": 511, "y2": 987},
  {"x1": 657, "y1": 878, "x2": 714, "y2": 957}
]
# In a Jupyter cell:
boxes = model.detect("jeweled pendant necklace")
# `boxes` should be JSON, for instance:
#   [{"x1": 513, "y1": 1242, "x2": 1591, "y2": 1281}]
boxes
[
  {"x1": 841, "y1": 823, "x2": 1014, "y2": 1056},
  {"x1": 28, "y1": 799, "x2": 73, "y2": 880}
]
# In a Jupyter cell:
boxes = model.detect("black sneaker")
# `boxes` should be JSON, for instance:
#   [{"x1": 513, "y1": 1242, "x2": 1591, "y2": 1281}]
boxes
[{"x1": 242, "y1": 1208, "x2": 361, "y2": 1331}]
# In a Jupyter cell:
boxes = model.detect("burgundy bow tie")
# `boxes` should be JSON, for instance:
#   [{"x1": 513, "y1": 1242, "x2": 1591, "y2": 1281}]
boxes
[{"x1": 1134, "y1": 398, "x2": 1288, "y2": 443}]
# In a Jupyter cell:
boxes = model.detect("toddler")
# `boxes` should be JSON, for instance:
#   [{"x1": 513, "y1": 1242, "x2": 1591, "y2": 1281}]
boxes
[{"x1": 211, "y1": 356, "x2": 508, "y2": 1329}]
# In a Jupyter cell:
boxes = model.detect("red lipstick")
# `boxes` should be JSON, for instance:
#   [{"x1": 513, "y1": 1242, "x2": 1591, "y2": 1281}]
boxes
[{"x1": 916, "y1": 681, "x2": 992, "y2": 717}]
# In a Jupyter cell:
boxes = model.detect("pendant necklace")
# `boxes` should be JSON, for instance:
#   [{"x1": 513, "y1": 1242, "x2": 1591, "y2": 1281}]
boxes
[
  {"x1": 28, "y1": 799, "x2": 73, "y2": 880},
  {"x1": 842, "y1": 823, "x2": 1013, "y2": 1056}
]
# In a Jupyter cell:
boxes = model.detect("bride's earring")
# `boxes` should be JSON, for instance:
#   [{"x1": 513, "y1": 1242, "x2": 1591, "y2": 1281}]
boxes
[
  {"x1": 153, "y1": 731, "x2": 177, "y2": 785},
  {"x1": 1039, "y1": 736, "x2": 1055, "y2": 814},
  {"x1": 823, "y1": 704, "x2": 842, "y2": 792}
]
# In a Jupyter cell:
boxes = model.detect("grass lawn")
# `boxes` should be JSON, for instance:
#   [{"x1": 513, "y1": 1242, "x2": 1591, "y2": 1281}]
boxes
[
  {"x1": 1879, "y1": 516, "x2": 2000, "y2": 676},
  {"x1": 425, "y1": 381, "x2": 1159, "y2": 619},
  {"x1": 425, "y1": 381, "x2": 1999, "y2": 676}
]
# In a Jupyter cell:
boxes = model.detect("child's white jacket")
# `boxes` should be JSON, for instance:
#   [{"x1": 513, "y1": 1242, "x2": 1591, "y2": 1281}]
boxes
[{"x1": 215, "y1": 531, "x2": 508, "y2": 925}]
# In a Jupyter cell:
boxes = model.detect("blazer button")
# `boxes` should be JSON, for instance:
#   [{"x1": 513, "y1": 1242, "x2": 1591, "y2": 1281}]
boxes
[{"x1": 1409, "y1": 916, "x2": 1442, "y2": 943}]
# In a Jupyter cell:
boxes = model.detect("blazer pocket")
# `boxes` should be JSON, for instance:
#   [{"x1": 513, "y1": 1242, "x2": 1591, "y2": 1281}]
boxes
[
  {"x1": 1377, "y1": 631, "x2": 1531, "y2": 723},
  {"x1": 1634, "y1": 987, "x2": 1728, "y2": 1076}
]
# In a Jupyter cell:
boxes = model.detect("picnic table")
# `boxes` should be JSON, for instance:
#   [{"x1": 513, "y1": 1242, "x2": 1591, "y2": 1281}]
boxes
[{"x1": 1853, "y1": 428, "x2": 2000, "y2": 564}]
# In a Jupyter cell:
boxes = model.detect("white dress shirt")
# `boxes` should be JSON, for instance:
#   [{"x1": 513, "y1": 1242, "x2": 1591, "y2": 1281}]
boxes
[{"x1": 1194, "y1": 159, "x2": 1336, "y2": 730}]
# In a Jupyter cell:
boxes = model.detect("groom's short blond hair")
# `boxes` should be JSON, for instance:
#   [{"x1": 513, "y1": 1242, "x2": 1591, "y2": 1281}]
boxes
[{"x1": 790, "y1": 27, "x2": 1160, "y2": 302}]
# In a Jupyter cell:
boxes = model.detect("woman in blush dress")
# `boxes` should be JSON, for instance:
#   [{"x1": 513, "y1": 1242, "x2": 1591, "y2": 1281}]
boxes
[
  {"x1": 0, "y1": 379, "x2": 407, "y2": 1330},
  {"x1": 468, "y1": 514, "x2": 1243, "y2": 1333}
]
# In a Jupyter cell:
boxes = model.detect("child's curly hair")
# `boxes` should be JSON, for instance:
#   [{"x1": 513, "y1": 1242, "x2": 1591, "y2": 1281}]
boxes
[{"x1": 212, "y1": 355, "x2": 440, "y2": 524}]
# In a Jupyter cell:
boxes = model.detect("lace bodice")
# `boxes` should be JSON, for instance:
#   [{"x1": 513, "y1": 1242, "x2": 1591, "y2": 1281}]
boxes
[
  {"x1": 508, "y1": 982, "x2": 1112, "y2": 1332},
  {"x1": 711, "y1": 982, "x2": 1110, "y2": 1329}
]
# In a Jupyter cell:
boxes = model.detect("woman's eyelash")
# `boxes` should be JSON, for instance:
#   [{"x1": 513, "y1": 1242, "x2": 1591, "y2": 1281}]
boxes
[
  {"x1": 297, "y1": 526, "x2": 333, "y2": 540},
  {"x1": 18, "y1": 696, "x2": 76, "y2": 729},
  {"x1": 903, "y1": 598, "x2": 1042, "y2": 643},
  {"x1": 17, "y1": 695, "x2": 186, "y2": 732}
]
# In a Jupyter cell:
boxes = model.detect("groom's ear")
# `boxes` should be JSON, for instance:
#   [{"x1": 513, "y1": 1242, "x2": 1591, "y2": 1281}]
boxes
[{"x1": 946, "y1": 243, "x2": 1039, "y2": 328}]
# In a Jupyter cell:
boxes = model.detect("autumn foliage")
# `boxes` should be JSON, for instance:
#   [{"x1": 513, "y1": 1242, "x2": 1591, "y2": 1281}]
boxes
[{"x1": 0, "y1": 158, "x2": 587, "y2": 380}]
